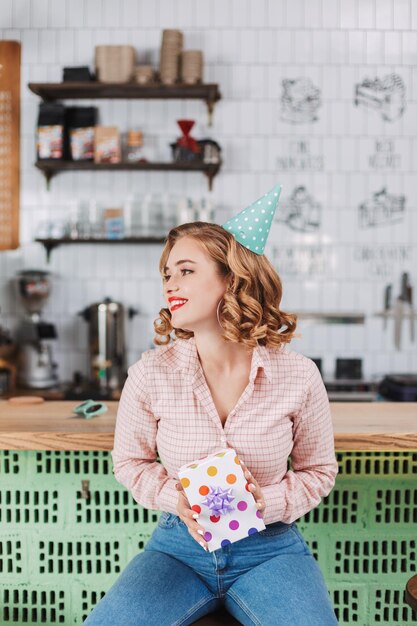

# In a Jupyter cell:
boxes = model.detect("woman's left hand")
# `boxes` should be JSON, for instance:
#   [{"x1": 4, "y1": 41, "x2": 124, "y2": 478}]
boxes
[{"x1": 240, "y1": 460, "x2": 266, "y2": 517}]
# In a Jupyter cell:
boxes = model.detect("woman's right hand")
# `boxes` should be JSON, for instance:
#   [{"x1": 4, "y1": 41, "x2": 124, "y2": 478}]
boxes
[{"x1": 175, "y1": 482, "x2": 208, "y2": 551}]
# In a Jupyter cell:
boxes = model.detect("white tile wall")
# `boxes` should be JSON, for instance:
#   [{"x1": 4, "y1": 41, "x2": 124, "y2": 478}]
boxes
[{"x1": 0, "y1": 0, "x2": 416, "y2": 385}]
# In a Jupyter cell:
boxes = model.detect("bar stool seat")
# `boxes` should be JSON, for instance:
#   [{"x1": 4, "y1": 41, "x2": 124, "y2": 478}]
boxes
[
  {"x1": 406, "y1": 573, "x2": 417, "y2": 612},
  {"x1": 191, "y1": 607, "x2": 242, "y2": 625}
]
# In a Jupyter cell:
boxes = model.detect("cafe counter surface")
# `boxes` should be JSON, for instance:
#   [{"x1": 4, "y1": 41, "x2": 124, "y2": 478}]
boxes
[{"x1": 0, "y1": 399, "x2": 416, "y2": 450}]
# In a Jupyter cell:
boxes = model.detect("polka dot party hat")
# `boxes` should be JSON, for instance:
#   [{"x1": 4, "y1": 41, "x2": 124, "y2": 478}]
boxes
[{"x1": 221, "y1": 183, "x2": 282, "y2": 255}]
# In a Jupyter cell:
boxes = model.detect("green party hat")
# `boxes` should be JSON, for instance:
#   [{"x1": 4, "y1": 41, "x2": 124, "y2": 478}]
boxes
[{"x1": 221, "y1": 184, "x2": 282, "y2": 255}]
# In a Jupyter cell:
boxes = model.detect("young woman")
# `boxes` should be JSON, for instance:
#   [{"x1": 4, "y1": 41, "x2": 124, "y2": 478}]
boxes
[{"x1": 84, "y1": 187, "x2": 339, "y2": 626}]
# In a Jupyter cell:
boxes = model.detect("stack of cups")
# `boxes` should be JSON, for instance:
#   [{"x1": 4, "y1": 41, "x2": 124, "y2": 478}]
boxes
[
  {"x1": 181, "y1": 50, "x2": 203, "y2": 84},
  {"x1": 134, "y1": 65, "x2": 154, "y2": 85},
  {"x1": 159, "y1": 29, "x2": 183, "y2": 85}
]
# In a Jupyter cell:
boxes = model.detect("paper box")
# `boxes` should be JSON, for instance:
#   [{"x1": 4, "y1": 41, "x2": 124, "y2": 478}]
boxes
[
  {"x1": 94, "y1": 126, "x2": 121, "y2": 164},
  {"x1": 178, "y1": 448, "x2": 265, "y2": 552}
]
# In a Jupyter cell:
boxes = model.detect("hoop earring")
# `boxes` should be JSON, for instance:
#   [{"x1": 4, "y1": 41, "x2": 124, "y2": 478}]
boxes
[{"x1": 216, "y1": 298, "x2": 225, "y2": 329}]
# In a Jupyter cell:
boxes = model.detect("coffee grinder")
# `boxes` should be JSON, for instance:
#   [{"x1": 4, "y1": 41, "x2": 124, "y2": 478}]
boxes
[{"x1": 15, "y1": 270, "x2": 58, "y2": 388}]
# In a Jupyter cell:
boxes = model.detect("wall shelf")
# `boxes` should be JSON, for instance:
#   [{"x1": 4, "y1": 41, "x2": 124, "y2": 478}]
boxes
[
  {"x1": 35, "y1": 159, "x2": 221, "y2": 190},
  {"x1": 28, "y1": 82, "x2": 221, "y2": 124},
  {"x1": 297, "y1": 312, "x2": 366, "y2": 325},
  {"x1": 35, "y1": 236, "x2": 167, "y2": 262}
]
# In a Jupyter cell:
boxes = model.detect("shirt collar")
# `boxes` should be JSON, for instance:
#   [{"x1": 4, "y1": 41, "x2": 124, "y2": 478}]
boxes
[
  {"x1": 165, "y1": 336, "x2": 272, "y2": 383},
  {"x1": 250, "y1": 342, "x2": 272, "y2": 383}
]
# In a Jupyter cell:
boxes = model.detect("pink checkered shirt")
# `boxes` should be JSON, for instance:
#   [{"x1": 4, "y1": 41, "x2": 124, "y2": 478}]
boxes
[{"x1": 112, "y1": 336, "x2": 338, "y2": 525}]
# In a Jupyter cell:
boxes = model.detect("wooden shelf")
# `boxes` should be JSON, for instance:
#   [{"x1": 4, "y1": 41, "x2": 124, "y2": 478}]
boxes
[
  {"x1": 297, "y1": 311, "x2": 366, "y2": 325},
  {"x1": 35, "y1": 159, "x2": 221, "y2": 190},
  {"x1": 28, "y1": 81, "x2": 221, "y2": 123},
  {"x1": 36, "y1": 236, "x2": 167, "y2": 262}
]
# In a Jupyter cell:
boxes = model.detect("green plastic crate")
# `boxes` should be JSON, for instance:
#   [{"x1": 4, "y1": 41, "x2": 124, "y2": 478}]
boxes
[
  {"x1": 370, "y1": 585, "x2": 417, "y2": 625},
  {"x1": 328, "y1": 584, "x2": 367, "y2": 625},
  {"x1": 1, "y1": 450, "x2": 417, "y2": 625},
  {"x1": 0, "y1": 585, "x2": 68, "y2": 624}
]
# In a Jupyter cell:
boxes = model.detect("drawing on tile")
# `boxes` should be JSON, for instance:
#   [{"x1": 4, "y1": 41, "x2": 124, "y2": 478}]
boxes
[
  {"x1": 359, "y1": 188, "x2": 405, "y2": 229},
  {"x1": 275, "y1": 186, "x2": 321, "y2": 232},
  {"x1": 276, "y1": 140, "x2": 324, "y2": 171},
  {"x1": 271, "y1": 244, "x2": 334, "y2": 278},
  {"x1": 280, "y1": 78, "x2": 321, "y2": 124},
  {"x1": 354, "y1": 245, "x2": 412, "y2": 278},
  {"x1": 354, "y1": 74, "x2": 406, "y2": 122},
  {"x1": 369, "y1": 140, "x2": 401, "y2": 169}
]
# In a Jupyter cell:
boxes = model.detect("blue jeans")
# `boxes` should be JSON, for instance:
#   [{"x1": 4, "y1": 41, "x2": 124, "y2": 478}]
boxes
[{"x1": 84, "y1": 513, "x2": 338, "y2": 626}]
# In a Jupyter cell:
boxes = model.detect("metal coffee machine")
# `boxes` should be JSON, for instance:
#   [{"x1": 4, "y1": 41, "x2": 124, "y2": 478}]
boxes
[
  {"x1": 15, "y1": 270, "x2": 58, "y2": 388},
  {"x1": 79, "y1": 297, "x2": 137, "y2": 392}
]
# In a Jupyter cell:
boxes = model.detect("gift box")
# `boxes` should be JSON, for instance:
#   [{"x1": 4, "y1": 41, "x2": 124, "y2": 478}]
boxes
[{"x1": 178, "y1": 448, "x2": 265, "y2": 552}]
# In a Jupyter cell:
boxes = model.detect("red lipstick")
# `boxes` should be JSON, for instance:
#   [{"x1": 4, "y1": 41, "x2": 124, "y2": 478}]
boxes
[{"x1": 168, "y1": 297, "x2": 188, "y2": 312}]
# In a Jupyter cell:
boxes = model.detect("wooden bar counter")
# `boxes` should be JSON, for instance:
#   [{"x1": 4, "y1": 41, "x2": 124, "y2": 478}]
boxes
[{"x1": 0, "y1": 400, "x2": 416, "y2": 451}]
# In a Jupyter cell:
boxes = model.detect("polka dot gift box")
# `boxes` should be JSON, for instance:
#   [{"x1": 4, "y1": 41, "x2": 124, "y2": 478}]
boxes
[{"x1": 178, "y1": 448, "x2": 266, "y2": 552}]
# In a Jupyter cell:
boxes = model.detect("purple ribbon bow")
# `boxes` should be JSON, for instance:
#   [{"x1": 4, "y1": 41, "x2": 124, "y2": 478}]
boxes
[{"x1": 201, "y1": 485, "x2": 235, "y2": 517}]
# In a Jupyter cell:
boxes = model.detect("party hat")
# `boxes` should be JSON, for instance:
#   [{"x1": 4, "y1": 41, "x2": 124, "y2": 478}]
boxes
[{"x1": 221, "y1": 184, "x2": 282, "y2": 255}]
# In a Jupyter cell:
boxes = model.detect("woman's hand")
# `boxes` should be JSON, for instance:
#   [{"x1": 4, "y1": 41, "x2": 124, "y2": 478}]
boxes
[
  {"x1": 240, "y1": 460, "x2": 266, "y2": 517},
  {"x1": 175, "y1": 483, "x2": 209, "y2": 551}
]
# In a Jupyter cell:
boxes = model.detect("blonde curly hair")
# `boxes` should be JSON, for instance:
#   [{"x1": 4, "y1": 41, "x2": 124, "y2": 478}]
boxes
[{"x1": 153, "y1": 222, "x2": 297, "y2": 351}]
